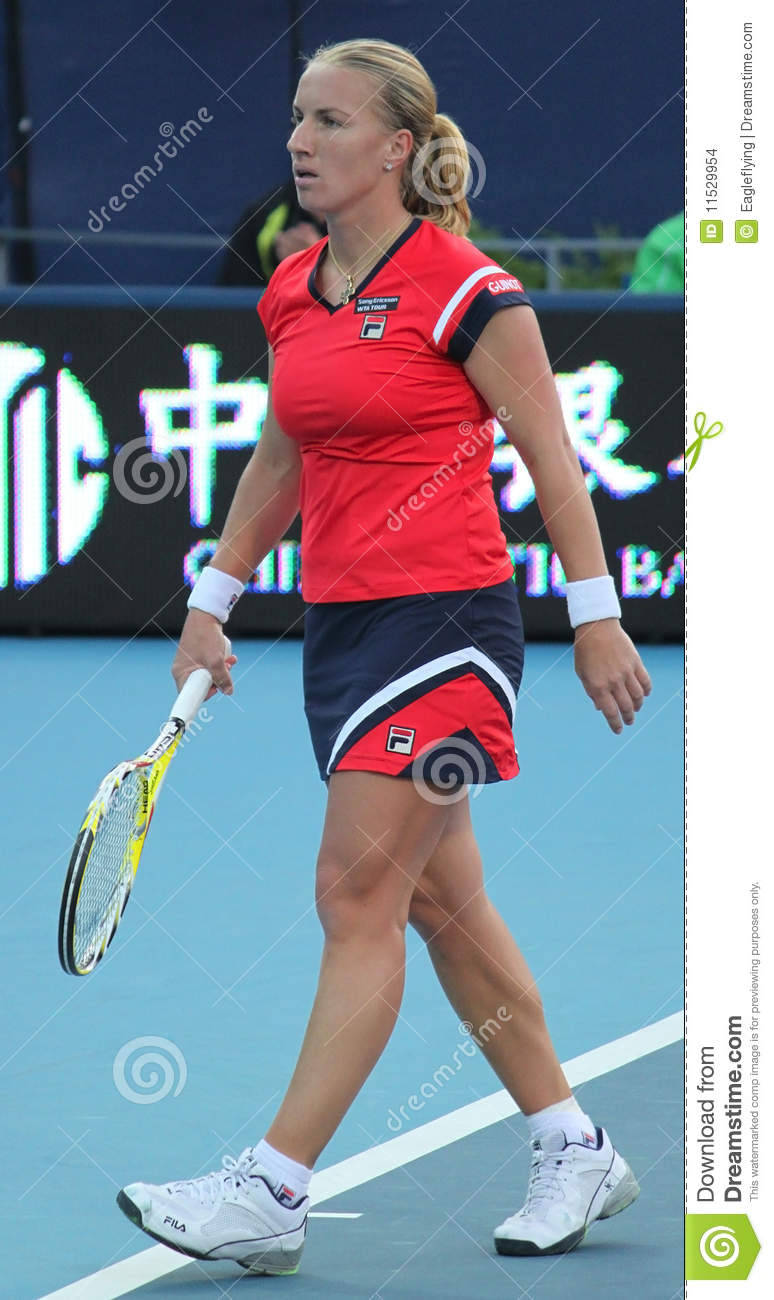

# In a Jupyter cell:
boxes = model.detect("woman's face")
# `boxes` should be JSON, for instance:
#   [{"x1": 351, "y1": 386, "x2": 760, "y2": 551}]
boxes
[{"x1": 287, "y1": 63, "x2": 409, "y2": 214}]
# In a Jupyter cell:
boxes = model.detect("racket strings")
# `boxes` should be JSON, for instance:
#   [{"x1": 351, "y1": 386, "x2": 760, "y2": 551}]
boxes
[{"x1": 74, "y1": 771, "x2": 146, "y2": 964}]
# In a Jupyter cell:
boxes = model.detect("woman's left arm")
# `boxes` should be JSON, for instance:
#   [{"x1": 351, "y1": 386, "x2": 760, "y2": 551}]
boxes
[{"x1": 463, "y1": 306, "x2": 652, "y2": 734}]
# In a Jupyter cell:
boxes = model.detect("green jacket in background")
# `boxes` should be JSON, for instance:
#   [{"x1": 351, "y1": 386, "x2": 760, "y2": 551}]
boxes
[{"x1": 630, "y1": 212, "x2": 684, "y2": 293}]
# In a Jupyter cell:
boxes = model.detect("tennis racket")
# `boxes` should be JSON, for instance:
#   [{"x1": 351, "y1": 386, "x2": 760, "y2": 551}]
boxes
[{"x1": 58, "y1": 646, "x2": 230, "y2": 977}]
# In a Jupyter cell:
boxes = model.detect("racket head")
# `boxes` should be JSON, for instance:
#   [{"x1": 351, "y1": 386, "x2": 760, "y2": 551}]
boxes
[{"x1": 58, "y1": 723, "x2": 182, "y2": 976}]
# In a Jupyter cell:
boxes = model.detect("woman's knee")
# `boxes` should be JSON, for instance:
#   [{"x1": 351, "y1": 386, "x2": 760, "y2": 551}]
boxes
[{"x1": 315, "y1": 852, "x2": 406, "y2": 940}]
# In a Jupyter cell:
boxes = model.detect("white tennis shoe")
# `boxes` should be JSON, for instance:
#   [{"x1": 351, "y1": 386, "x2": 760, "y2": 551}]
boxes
[
  {"x1": 117, "y1": 1147, "x2": 308, "y2": 1275},
  {"x1": 494, "y1": 1126, "x2": 640, "y2": 1256}
]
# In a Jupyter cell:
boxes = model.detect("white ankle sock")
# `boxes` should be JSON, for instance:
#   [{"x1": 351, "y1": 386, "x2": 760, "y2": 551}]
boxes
[
  {"x1": 252, "y1": 1139, "x2": 313, "y2": 1201},
  {"x1": 525, "y1": 1096, "x2": 597, "y2": 1146}
]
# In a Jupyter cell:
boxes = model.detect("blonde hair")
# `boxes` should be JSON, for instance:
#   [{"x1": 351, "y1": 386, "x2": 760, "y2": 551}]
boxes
[{"x1": 303, "y1": 38, "x2": 472, "y2": 237}]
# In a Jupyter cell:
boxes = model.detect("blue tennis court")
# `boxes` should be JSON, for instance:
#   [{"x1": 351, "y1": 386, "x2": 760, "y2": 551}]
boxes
[{"x1": 0, "y1": 634, "x2": 683, "y2": 1300}]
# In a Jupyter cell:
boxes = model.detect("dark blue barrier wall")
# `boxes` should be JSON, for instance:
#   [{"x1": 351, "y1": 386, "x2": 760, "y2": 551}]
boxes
[{"x1": 14, "y1": 0, "x2": 683, "y2": 286}]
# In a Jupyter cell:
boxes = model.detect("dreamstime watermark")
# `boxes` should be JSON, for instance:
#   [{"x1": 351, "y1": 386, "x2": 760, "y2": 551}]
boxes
[
  {"x1": 685, "y1": 1214, "x2": 761, "y2": 1280},
  {"x1": 87, "y1": 110, "x2": 213, "y2": 232},
  {"x1": 411, "y1": 735, "x2": 489, "y2": 804},
  {"x1": 113, "y1": 435, "x2": 187, "y2": 504},
  {"x1": 386, "y1": 1010, "x2": 512, "y2": 1132},
  {"x1": 386, "y1": 411, "x2": 511, "y2": 534},
  {"x1": 141, "y1": 704, "x2": 213, "y2": 763},
  {"x1": 411, "y1": 135, "x2": 487, "y2": 207},
  {"x1": 179, "y1": 702, "x2": 213, "y2": 746},
  {"x1": 113, "y1": 1036, "x2": 187, "y2": 1104},
  {"x1": 699, "y1": 1225, "x2": 739, "y2": 1267}
]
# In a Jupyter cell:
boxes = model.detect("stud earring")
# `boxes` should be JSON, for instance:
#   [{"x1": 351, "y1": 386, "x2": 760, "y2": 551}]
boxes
[{"x1": 384, "y1": 162, "x2": 393, "y2": 171}]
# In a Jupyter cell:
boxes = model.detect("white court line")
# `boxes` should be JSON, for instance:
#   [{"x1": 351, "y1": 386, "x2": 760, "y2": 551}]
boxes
[
  {"x1": 38, "y1": 1012, "x2": 682, "y2": 1299},
  {"x1": 308, "y1": 1212, "x2": 363, "y2": 1219}
]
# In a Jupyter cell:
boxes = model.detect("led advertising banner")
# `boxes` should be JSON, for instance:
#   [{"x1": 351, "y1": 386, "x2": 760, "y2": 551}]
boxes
[{"x1": 0, "y1": 300, "x2": 683, "y2": 638}]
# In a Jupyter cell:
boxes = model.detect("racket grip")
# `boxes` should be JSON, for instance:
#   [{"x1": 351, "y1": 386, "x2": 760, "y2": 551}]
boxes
[{"x1": 170, "y1": 637, "x2": 232, "y2": 726}]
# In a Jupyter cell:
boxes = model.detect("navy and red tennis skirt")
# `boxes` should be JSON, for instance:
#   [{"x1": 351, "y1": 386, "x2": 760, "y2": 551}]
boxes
[{"x1": 303, "y1": 578, "x2": 525, "y2": 786}]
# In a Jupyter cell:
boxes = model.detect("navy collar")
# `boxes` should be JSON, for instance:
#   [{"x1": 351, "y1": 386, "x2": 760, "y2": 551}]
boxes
[{"x1": 307, "y1": 216, "x2": 421, "y2": 314}]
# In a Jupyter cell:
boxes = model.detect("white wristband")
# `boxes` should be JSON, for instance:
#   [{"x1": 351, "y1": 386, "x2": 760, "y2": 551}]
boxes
[
  {"x1": 566, "y1": 575, "x2": 621, "y2": 629},
  {"x1": 187, "y1": 566, "x2": 245, "y2": 623}
]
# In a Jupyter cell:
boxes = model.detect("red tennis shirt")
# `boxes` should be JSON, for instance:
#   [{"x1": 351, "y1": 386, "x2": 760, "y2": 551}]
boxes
[{"x1": 256, "y1": 215, "x2": 533, "y2": 602}]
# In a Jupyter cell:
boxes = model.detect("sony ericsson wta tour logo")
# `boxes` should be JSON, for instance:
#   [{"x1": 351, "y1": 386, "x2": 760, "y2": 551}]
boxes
[
  {"x1": 685, "y1": 1215, "x2": 760, "y2": 1281},
  {"x1": 0, "y1": 342, "x2": 265, "y2": 589}
]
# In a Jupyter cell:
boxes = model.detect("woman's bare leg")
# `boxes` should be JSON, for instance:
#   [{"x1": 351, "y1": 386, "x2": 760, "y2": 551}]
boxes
[
  {"x1": 265, "y1": 771, "x2": 452, "y2": 1166},
  {"x1": 408, "y1": 794, "x2": 571, "y2": 1115}
]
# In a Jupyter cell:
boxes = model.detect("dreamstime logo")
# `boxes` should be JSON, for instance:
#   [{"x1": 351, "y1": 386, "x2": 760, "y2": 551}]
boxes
[
  {"x1": 113, "y1": 1036, "x2": 187, "y2": 1104},
  {"x1": 686, "y1": 1214, "x2": 759, "y2": 1280},
  {"x1": 411, "y1": 136, "x2": 486, "y2": 208},
  {"x1": 412, "y1": 736, "x2": 488, "y2": 804},
  {"x1": 113, "y1": 435, "x2": 187, "y2": 505},
  {"x1": 699, "y1": 1225, "x2": 740, "y2": 1268}
]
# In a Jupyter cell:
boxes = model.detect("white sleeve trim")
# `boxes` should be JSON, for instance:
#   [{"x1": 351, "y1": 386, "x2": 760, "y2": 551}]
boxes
[{"x1": 431, "y1": 265, "x2": 504, "y2": 346}]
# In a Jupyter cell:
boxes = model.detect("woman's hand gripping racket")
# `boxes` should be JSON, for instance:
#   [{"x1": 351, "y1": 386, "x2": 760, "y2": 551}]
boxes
[{"x1": 58, "y1": 641, "x2": 232, "y2": 977}]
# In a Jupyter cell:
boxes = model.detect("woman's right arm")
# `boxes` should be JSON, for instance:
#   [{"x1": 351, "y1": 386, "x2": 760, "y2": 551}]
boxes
[{"x1": 173, "y1": 345, "x2": 301, "y2": 694}]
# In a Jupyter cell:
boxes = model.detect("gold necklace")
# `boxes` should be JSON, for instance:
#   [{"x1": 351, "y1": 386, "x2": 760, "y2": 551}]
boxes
[{"x1": 326, "y1": 216, "x2": 412, "y2": 305}]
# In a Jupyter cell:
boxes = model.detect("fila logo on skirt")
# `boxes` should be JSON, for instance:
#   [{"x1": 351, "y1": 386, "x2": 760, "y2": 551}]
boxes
[{"x1": 386, "y1": 725, "x2": 416, "y2": 755}]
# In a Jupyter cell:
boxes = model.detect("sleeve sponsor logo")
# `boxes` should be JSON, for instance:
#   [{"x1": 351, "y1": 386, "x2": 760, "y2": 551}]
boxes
[{"x1": 487, "y1": 277, "x2": 524, "y2": 295}]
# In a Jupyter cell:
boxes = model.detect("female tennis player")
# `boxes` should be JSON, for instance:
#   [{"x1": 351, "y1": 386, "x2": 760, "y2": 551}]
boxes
[{"x1": 118, "y1": 38, "x2": 652, "y2": 1276}]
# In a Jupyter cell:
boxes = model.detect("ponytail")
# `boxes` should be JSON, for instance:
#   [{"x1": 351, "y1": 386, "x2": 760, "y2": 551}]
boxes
[{"x1": 402, "y1": 113, "x2": 471, "y2": 236}]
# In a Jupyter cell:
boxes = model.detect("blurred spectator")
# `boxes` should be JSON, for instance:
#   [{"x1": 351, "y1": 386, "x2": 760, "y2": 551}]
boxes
[
  {"x1": 217, "y1": 178, "x2": 326, "y2": 286},
  {"x1": 630, "y1": 211, "x2": 684, "y2": 293}
]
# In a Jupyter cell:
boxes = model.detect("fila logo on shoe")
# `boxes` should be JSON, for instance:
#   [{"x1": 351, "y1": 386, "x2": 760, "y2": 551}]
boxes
[
  {"x1": 163, "y1": 1216, "x2": 186, "y2": 1232},
  {"x1": 386, "y1": 725, "x2": 416, "y2": 755},
  {"x1": 581, "y1": 1131, "x2": 597, "y2": 1147}
]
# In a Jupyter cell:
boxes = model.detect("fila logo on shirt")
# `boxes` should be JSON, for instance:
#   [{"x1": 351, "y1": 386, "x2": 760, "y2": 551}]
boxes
[
  {"x1": 488, "y1": 276, "x2": 524, "y2": 294},
  {"x1": 355, "y1": 295, "x2": 399, "y2": 340},
  {"x1": 360, "y1": 314, "x2": 388, "y2": 340},
  {"x1": 386, "y1": 725, "x2": 416, "y2": 755}
]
